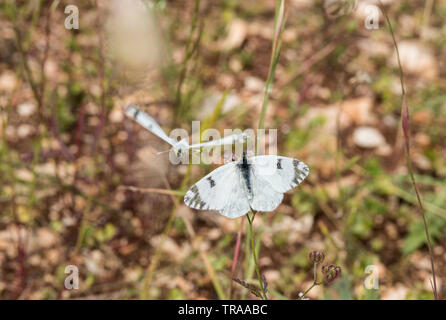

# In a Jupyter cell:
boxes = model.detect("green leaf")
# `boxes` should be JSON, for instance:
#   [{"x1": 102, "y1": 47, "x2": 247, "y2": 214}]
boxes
[{"x1": 403, "y1": 215, "x2": 446, "y2": 254}]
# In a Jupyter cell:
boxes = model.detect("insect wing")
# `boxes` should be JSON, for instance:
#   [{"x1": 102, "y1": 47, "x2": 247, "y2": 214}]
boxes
[{"x1": 125, "y1": 104, "x2": 176, "y2": 146}]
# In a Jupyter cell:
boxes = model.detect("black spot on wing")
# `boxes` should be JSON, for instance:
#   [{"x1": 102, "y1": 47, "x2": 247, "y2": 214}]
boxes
[
  {"x1": 133, "y1": 108, "x2": 141, "y2": 119},
  {"x1": 207, "y1": 176, "x2": 216, "y2": 188},
  {"x1": 277, "y1": 159, "x2": 282, "y2": 169}
]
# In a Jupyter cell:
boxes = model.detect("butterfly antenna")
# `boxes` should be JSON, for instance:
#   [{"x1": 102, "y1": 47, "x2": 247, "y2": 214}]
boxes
[{"x1": 157, "y1": 149, "x2": 171, "y2": 155}]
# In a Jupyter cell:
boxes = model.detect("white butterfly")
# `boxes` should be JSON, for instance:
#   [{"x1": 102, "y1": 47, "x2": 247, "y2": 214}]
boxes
[
  {"x1": 184, "y1": 152, "x2": 309, "y2": 219},
  {"x1": 125, "y1": 104, "x2": 247, "y2": 158}
]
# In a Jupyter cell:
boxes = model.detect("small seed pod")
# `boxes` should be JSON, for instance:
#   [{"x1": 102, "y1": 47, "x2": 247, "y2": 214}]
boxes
[
  {"x1": 321, "y1": 264, "x2": 342, "y2": 284},
  {"x1": 309, "y1": 251, "x2": 325, "y2": 264}
]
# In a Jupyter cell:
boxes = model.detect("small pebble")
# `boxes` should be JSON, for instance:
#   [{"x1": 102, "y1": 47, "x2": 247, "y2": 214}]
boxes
[
  {"x1": 17, "y1": 102, "x2": 37, "y2": 117},
  {"x1": 353, "y1": 126, "x2": 386, "y2": 149}
]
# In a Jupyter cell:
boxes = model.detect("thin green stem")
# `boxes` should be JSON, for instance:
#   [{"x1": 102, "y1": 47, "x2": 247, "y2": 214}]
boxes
[
  {"x1": 248, "y1": 2, "x2": 285, "y2": 297},
  {"x1": 299, "y1": 283, "x2": 316, "y2": 300},
  {"x1": 299, "y1": 262, "x2": 320, "y2": 300},
  {"x1": 246, "y1": 212, "x2": 267, "y2": 300},
  {"x1": 140, "y1": 202, "x2": 177, "y2": 299},
  {"x1": 313, "y1": 263, "x2": 317, "y2": 282},
  {"x1": 174, "y1": 0, "x2": 202, "y2": 123},
  {"x1": 258, "y1": 0, "x2": 285, "y2": 132},
  {"x1": 141, "y1": 163, "x2": 193, "y2": 299}
]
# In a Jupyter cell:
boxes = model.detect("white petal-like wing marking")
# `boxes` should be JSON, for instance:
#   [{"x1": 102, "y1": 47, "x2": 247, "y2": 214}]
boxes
[
  {"x1": 125, "y1": 104, "x2": 176, "y2": 146},
  {"x1": 184, "y1": 162, "x2": 251, "y2": 219}
]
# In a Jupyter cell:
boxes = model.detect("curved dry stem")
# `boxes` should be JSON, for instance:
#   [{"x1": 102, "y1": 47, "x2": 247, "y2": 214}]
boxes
[{"x1": 378, "y1": 1, "x2": 438, "y2": 300}]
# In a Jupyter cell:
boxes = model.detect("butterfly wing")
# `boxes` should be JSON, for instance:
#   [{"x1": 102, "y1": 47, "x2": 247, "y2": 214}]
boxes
[
  {"x1": 248, "y1": 155, "x2": 309, "y2": 212},
  {"x1": 249, "y1": 171, "x2": 284, "y2": 212},
  {"x1": 187, "y1": 133, "x2": 247, "y2": 150},
  {"x1": 125, "y1": 104, "x2": 176, "y2": 146},
  {"x1": 251, "y1": 155, "x2": 309, "y2": 193},
  {"x1": 184, "y1": 162, "x2": 251, "y2": 219}
]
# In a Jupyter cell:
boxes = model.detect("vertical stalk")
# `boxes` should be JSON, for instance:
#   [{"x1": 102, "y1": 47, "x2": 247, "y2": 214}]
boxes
[
  {"x1": 140, "y1": 163, "x2": 192, "y2": 299},
  {"x1": 174, "y1": 0, "x2": 202, "y2": 124},
  {"x1": 298, "y1": 262, "x2": 320, "y2": 300},
  {"x1": 258, "y1": 0, "x2": 285, "y2": 132},
  {"x1": 246, "y1": 212, "x2": 267, "y2": 299},
  {"x1": 228, "y1": 219, "x2": 243, "y2": 298},
  {"x1": 379, "y1": 1, "x2": 438, "y2": 299},
  {"x1": 244, "y1": 0, "x2": 286, "y2": 300}
]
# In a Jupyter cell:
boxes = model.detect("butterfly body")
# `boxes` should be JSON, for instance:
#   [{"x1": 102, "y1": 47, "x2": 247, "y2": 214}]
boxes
[
  {"x1": 237, "y1": 153, "x2": 253, "y2": 200},
  {"x1": 172, "y1": 138, "x2": 190, "y2": 158}
]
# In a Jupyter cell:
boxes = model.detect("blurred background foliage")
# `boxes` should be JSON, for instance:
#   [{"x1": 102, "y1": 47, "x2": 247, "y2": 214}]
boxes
[{"x1": 0, "y1": 0, "x2": 445, "y2": 299}]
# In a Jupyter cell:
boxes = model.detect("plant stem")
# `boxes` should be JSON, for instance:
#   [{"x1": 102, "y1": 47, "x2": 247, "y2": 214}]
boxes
[
  {"x1": 228, "y1": 219, "x2": 244, "y2": 298},
  {"x1": 299, "y1": 263, "x2": 320, "y2": 300},
  {"x1": 244, "y1": 0, "x2": 285, "y2": 300},
  {"x1": 140, "y1": 163, "x2": 192, "y2": 299},
  {"x1": 246, "y1": 212, "x2": 267, "y2": 299},
  {"x1": 140, "y1": 202, "x2": 177, "y2": 299},
  {"x1": 174, "y1": 0, "x2": 202, "y2": 124},
  {"x1": 299, "y1": 283, "x2": 316, "y2": 300},
  {"x1": 258, "y1": 0, "x2": 285, "y2": 132},
  {"x1": 313, "y1": 262, "x2": 317, "y2": 282},
  {"x1": 379, "y1": 1, "x2": 438, "y2": 300}
]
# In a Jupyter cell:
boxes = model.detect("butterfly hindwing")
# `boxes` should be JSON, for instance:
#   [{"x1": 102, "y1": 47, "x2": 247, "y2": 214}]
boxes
[
  {"x1": 219, "y1": 172, "x2": 251, "y2": 218},
  {"x1": 248, "y1": 168, "x2": 284, "y2": 212}
]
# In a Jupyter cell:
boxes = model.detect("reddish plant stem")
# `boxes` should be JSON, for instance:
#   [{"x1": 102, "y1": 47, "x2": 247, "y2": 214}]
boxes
[
  {"x1": 228, "y1": 220, "x2": 244, "y2": 298},
  {"x1": 379, "y1": 1, "x2": 438, "y2": 299},
  {"x1": 92, "y1": 1, "x2": 107, "y2": 156}
]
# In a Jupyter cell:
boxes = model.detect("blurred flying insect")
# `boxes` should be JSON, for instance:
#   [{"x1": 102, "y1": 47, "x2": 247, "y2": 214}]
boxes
[{"x1": 125, "y1": 104, "x2": 248, "y2": 159}]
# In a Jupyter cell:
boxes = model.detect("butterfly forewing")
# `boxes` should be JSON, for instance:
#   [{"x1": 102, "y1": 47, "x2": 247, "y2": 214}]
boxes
[
  {"x1": 251, "y1": 155, "x2": 309, "y2": 193},
  {"x1": 184, "y1": 162, "x2": 250, "y2": 218},
  {"x1": 187, "y1": 132, "x2": 247, "y2": 150},
  {"x1": 125, "y1": 104, "x2": 176, "y2": 146}
]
